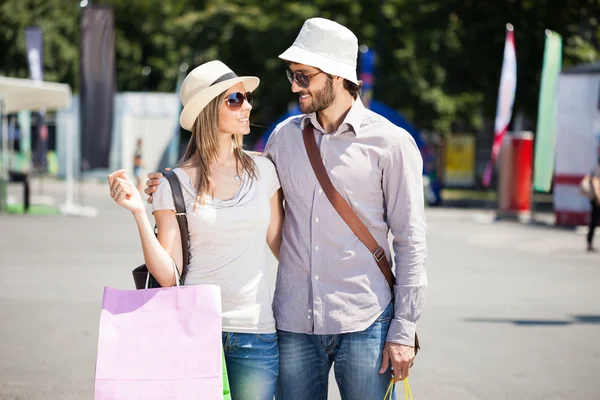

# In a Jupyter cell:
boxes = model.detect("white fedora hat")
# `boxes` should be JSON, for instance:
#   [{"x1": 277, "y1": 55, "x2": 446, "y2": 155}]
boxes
[
  {"x1": 279, "y1": 18, "x2": 359, "y2": 84},
  {"x1": 179, "y1": 60, "x2": 259, "y2": 131}
]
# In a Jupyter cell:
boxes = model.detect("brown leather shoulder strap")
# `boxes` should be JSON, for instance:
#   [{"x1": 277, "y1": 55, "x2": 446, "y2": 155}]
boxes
[
  {"x1": 164, "y1": 170, "x2": 190, "y2": 283},
  {"x1": 302, "y1": 125, "x2": 394, "y2": 289}
]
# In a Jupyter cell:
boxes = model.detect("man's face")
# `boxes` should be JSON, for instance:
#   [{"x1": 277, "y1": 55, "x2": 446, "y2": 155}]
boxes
[{"x1": 288, "y1": 63, "x2": 335, "y2": 114}]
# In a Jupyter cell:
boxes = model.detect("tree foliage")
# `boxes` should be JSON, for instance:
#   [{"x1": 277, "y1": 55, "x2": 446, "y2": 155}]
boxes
[{"x1": 1, "y1": 0, "x2": 599, "y2": 137}]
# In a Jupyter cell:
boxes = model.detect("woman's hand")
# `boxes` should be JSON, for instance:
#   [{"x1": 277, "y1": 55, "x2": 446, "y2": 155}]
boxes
[{"x1": 108, "y1": 169, "x2": 145, "y2": 215}]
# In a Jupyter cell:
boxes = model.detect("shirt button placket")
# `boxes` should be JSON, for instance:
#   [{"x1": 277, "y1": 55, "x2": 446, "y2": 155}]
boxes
[{"x1": 310, "y1": 131, "x2": 328, "y2": 333}]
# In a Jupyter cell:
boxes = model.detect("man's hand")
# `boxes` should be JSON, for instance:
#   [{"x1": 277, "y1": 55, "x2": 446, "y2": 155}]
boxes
[
  {"x1": 379, "y1": 342, "x2": 415, "y2": 382},
  {"x1": 144, "y1": 168, "x2": 170, "y2": 204}
]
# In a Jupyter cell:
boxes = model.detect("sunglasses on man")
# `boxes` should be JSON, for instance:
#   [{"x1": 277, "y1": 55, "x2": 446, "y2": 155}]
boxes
[
  {"x1": 224, "y1": 91, "x2": 253, "y2": 111},
  {"x1": 286, "y1": 69, "x2": 324, "y2": 89}
]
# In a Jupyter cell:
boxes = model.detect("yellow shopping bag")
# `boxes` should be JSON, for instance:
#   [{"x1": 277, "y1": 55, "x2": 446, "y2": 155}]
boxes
[{"x1": 384, "y1": 378, "x2": 413, "y2": 400}]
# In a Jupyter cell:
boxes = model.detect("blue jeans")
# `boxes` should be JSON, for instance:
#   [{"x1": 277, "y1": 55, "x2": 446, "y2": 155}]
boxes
[
  {"x1": 222, "y1": 332, "x2": 279, "y2": 400},
  {"x1": 276, "y1": 302, "x2": 395, "y2": 400}
]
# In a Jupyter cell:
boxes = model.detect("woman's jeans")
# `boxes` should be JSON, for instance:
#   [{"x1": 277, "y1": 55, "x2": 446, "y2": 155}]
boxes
[
  {"x1": 222, "y1": 332, "x2": 279, "y2": 400},
  {"x1": 588, "y1": 200, "x2": 600, "y2": 247},
  {"x1": 276, "y1": 302, "x2": 395, "y2": 400}
]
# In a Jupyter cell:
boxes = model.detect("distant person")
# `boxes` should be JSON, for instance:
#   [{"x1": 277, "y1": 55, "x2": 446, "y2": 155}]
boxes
[
  {"x1": 585, "y1": 157, "x2": 600, "y2": 251},
  {"x1": 108, "y1": 60, "x2": 284, "y2": 400},
  {"x1": 133, "y1": 138, "x2": 145, "y2": 193}
]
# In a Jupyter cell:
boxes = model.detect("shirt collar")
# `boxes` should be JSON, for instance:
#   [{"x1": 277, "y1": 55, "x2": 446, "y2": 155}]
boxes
[{"x1": 300, "y1": 97, "x2": 366, "y2": 136}]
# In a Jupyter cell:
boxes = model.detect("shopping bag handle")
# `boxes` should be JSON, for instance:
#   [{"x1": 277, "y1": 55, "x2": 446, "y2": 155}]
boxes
[
  {"x1": 145, "y1": 258, "x2": 181, "y2": 289},
  {"x1": 384, "y1": 378, "x2": 413, "y2": 400}
]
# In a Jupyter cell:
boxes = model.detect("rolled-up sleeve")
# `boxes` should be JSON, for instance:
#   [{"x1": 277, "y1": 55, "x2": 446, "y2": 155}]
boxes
[
  {"x1": 383, "y1": 133, "x2": 428, "y2": 346},
  {"x1": 263, "y1": 122, "x2": 281, "y2": 164},
  {"x1": 151, "y1": 177, "x2": 175, "y2": 213},
  {"x1": 264, "y1": 159, "x2": 281, "y2": 198}
]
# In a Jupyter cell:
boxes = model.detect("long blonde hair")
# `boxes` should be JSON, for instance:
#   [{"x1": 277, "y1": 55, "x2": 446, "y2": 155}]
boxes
[{"x1": 178, "y1": 91, "x2": 258, "y2": 204}]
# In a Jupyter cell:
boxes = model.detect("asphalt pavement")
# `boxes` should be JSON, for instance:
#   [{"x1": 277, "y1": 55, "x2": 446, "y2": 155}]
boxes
[{"x1": 1, "y1": 178, "x2": 598, "y2": 399}]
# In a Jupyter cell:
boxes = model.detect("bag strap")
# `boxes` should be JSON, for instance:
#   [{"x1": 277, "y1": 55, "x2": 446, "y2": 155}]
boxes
[
  {"x1": 164, "y1": 170, "x2": 190, "y2": 283},
  {"x1": 302, "y1": 124, "x2": 395, "y2": 289}
]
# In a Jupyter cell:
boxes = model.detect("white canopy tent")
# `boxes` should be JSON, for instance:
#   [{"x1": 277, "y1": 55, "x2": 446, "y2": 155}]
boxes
[
  {"x1": 0, "y1": 76, "x2": 71, "y2": 113},
  {"x1": 553, "y1": 62, "x2": 600, "y2": 226},
  {"x1": 0, "y1": 76, "x2": 91, "y2": 215}
]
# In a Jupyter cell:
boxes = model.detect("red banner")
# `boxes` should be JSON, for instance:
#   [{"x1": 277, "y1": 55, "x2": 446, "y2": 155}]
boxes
[{"x1": 483, "y1": 25, "x2": 517, "y2": 187}]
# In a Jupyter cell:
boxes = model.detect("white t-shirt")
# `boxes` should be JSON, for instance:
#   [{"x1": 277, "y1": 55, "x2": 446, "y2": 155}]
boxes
[{"x1": 152, "y1": 154, "x2": 280, "y2": 333}]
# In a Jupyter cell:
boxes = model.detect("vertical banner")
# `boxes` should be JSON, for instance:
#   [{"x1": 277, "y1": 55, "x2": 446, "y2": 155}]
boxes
[
  {"x1": 167, "y1": 64, "x2": 187, "y2": 167},
  {"x1": 80, "y1": 6, "x2": 115, "y2": 171},
  {"x1": 25, "y1": 26, "x2": 48, "y2": 171},
  {"x1": 596, "y1": 84, "x2": 600, "y2": 158},
  {"x1": 25, "y1": 27, "x2": 43, "y2": 81},
  {"x1": 483, "y1": 24, "x2": 517, "y2": 187},
  {"x1": 533, "y1": 31, "x2": 563, "y2": 192}
]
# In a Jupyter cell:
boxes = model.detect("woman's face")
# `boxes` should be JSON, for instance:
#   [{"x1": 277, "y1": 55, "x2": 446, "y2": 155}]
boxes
[{"x1": 218, "y1": 82, "x2": 252, "y2": 136}]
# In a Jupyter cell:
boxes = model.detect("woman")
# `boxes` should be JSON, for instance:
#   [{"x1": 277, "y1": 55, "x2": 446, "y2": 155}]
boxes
[
  {"x1": 585, "y1": 157, "x2": 600, "y2": 251},
  {"x1": 107, "y1": 60, "x2": 283, "y2": 399},
  {"x1": 133, "y1": 138, "x2": 145, "y2": 193}
]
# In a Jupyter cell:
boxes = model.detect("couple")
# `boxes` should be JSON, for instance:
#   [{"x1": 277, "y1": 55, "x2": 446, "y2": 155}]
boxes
[{"x1": 107, "y1": 17, "x2": 427, "y2": 400}]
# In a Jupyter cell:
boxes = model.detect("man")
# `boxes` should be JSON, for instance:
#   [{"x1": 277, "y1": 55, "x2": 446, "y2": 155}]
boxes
[{"x1": 147, "y1": 17, "x2": 427, "y2": 399}]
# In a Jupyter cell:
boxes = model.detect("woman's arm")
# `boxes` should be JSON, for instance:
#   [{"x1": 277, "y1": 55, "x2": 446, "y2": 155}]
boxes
[
  {"x1": 266, "y1": 188, "x2": 284, "y2": 260},
  {"x1": 108, "y1": 169, "x2": 182, "y2": 286},
  {"x1": 134, "y1": 210, "x2": 183, "y2": 286}
]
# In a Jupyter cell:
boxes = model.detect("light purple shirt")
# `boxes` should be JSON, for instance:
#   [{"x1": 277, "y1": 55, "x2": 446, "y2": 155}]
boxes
[{"x1": 264, "y1": 98, "x2": 427, "y2": 345}]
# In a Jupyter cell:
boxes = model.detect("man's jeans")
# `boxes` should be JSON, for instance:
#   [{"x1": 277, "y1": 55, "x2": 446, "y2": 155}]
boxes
[
  {"x1": 276, "y1": 302, "x2": 394, "y2": 400},
  {"x1": 222, "y1": 332, "x2": 279, "y2": 400}
]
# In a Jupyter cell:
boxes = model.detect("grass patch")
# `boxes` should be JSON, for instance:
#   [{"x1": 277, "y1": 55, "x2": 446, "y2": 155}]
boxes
[
  {"x1": 442, "y1": 189, "x2": 496, "y2": 201},
  {"x1": 6, "y1": 204, "x2": 60, "y2": 215},
  {"x1": 441, "y1": 189, "x2": 554, "y2": 203}
]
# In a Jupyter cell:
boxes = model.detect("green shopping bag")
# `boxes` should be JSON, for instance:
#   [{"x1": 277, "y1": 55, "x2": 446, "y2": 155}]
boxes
[{"x1": 222, "y1": 350, "x2": 230, "y2": 399}]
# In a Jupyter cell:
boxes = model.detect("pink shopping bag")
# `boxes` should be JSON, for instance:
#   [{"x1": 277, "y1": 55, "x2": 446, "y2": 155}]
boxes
[{"x1": 94, "y1": 284, "x2": 223, "y2": 399}]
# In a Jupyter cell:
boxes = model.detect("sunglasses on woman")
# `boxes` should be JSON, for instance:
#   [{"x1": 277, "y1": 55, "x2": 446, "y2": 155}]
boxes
[
  {"x1": 286, "y1": 69, "x2": 324, "y2": 89},
  {"x1": 224, "y1": 91, "x2": 253, "y2": 111}
]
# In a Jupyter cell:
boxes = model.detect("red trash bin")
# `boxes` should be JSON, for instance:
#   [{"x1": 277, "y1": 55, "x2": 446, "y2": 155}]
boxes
[{"x1": 510, "y1": 131, "x2": 534, "y2": 212}]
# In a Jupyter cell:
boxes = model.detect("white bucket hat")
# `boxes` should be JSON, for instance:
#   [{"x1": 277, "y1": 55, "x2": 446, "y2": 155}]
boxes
[
  {"x1": 279, "y1": 18, "x2": 359, "y2": 84},
  {"x1": 179, "y1": 60, "x2": 259, "y2": 131}
]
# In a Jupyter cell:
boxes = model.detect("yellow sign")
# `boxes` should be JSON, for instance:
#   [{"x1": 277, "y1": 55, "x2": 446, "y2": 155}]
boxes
[{"x1": 444, "y1": 134, "x2": 475, "y2": 186}]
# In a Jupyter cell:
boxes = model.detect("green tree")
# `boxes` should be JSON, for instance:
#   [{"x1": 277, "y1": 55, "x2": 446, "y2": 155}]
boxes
[
  {"x1": 1, "y1": 0, "x2": 599, "y2": 138},
  {"x1": 0, "y1": 0, "x2": 80, "y2": 85}
]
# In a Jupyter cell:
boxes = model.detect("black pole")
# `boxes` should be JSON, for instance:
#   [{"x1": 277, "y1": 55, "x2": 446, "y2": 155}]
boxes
[
  {"x1": 77, "y1": 0, "x2": 93, "y2": 207},
  {"x1": 78, "y1": 1, "x2": 86, "y2": 206}
]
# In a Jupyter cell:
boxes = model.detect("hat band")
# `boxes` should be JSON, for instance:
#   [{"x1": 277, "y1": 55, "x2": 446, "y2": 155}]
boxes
[{"x1": 210, "y1": 71, "x2": 238, "y2": 86}]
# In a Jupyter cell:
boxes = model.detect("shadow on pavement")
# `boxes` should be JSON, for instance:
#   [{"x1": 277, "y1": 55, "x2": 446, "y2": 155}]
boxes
[{"x1": 464, "y1": 315, "x2": 600, "y2": 326}]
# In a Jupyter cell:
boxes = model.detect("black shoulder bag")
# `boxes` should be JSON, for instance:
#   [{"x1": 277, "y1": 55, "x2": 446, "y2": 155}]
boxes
[{"x1": 132, "y1": 171, "x2": 190, "y2": 289}]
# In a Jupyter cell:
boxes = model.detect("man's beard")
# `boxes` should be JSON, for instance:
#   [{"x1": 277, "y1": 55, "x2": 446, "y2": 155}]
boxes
[{"x1": 299, "y1": 77, "x2": 335, "y2": 114}]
